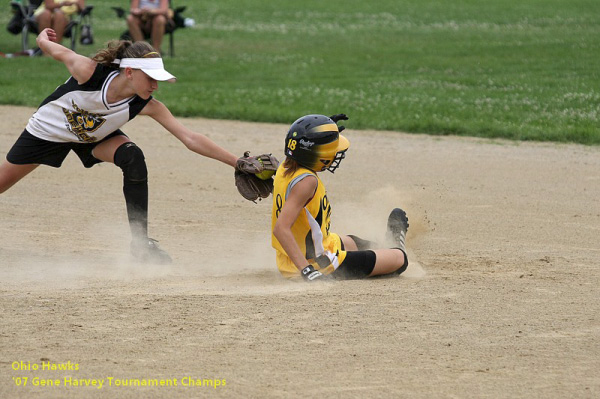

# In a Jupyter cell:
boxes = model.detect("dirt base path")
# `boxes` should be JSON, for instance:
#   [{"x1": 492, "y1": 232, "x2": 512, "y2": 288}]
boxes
[{"x1": 1, "y1": 105, "x2": 598, "y2": 398}]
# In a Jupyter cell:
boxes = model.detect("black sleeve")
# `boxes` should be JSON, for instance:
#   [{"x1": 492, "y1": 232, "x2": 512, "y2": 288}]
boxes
[
  {"x1": 38, "y1": 63, "x2": 115, "y2": 108},
  {"x1": 81, "y1": 63, "x2": 117, "y2": 90},
  {"x1": 129, "y1": 96, "x2": 153, "y2": 120}
]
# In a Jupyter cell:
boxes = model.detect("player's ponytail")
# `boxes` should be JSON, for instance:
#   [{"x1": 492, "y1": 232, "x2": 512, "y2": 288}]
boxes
[
  {"x1": 282, "y1": 158, "x2": 300, "y2": 178},
  {"x1": 92, "y1": 40, "x2": 131, "y2": 67},
  {"x1": 92, "y1": 40, "x2": 160, "y2": 67}
]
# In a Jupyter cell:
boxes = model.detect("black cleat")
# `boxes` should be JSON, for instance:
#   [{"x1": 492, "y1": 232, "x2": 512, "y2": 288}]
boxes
[
  {"x1": 131, "y1": 238, "x2": 172, "y2": 264},
  {"x1": 387, "y1": 208, "x2": 409, "y2": 251}
]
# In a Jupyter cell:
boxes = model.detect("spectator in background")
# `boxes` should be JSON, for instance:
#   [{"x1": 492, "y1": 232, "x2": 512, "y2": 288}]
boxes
[
  {"x1": 35, "y1": 0, "x2": 85, "y2": 44},
  {"x1": 127, "y1": 0, "x2": 173, "y2": 55}
]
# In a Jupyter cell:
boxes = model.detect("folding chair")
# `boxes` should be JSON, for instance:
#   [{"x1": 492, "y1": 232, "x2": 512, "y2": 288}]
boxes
[
  {"x1": 67, "y1": 4, "x2": 94, "y2": 48},
  {"x1": 7, "y1": 0, "x2": 94, "y2": 53},
  {"x1": 112, "y1": 0, "x2": 187, "y2": 57}
]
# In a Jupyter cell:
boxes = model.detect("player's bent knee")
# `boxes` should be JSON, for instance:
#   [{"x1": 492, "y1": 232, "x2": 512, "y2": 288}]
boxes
[{"x1": 114, "y1": 142, "x2": 147, "y2": 183}]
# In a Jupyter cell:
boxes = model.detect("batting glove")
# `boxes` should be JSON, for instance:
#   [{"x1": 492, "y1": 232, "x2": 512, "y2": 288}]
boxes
[{"x1": 301, "y1": 265, "x2": 324, "y2": 281}]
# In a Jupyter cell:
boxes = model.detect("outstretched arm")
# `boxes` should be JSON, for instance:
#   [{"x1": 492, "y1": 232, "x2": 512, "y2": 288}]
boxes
[
  {"x1": 141, "y1": 99, "x2": 238, "y2": 167},
  {"x1": 36, "y1": 29, "x2": 96, "y2": 84}
]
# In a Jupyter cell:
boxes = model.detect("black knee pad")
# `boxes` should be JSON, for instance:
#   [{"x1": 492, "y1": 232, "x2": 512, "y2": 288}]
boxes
[
  {"x1": 333, "y1": 250, "x2": 377, "y2": 280},
  {"x1": 114, "y1": 142, "x2": 147, "y2": 183}
]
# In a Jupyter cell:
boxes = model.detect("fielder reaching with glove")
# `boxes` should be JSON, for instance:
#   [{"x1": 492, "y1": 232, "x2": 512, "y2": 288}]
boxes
[
  {"x1": 235, "y1": 151, "x2": 279, "y2": 202},
  {"x1": 0, "y1": 28, "x2": 275, "y2": 264},
  {"x1": 271, "y1": 114, "x2": 409, "y2": 281}
]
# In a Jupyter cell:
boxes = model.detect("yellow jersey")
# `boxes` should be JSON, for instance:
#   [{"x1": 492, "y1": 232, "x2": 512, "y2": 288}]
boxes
[
  {"x1": 271, "y1": 164, "x2": 346, "y2": 278},
  {"x1": 34, "y1": 0, "x2": 79, "y2": 18}
]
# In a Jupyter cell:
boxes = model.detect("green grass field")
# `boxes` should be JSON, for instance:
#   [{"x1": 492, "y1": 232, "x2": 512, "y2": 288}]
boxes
[{"x1": 1, "y1": 0, "x2": 599, "y2": 144}]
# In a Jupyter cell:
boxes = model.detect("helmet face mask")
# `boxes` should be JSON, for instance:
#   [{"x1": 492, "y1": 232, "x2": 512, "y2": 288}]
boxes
[
  {"x1": 285, "y1": 114, "x2": 350, "y2": 173},
  {"x1": 327, "y1": 149, "x2": 347, "y2": 173}
]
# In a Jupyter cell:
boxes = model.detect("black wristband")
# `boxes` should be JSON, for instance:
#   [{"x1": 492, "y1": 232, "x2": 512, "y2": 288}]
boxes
[{"x1": 301, "y1": 265, "x2": 315, "y2": 277}]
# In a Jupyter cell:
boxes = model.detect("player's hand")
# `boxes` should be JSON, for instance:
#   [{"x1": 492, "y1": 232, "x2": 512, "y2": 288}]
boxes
[
  {"x1": 329, "y1": 114, "x2": 348, "y2": 132},
  {"x1": 303, "y1": 254, "x2": 338, "y2": 282},
  {"x1": 38, "y1": 28, "x2": 57, "y2": 43},
  {"x1": 301, "y1": 265, "x2": 324, "y2": 281}
]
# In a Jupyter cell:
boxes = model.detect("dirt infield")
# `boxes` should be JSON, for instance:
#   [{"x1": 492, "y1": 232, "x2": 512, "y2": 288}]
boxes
[{"x1": 1, "y1": 104, "x2": 599, "y2": 398}]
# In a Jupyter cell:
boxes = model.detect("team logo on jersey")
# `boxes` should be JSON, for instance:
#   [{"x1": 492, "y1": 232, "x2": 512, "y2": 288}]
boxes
[
  {"x1": 62, "y1": 100, "x2": 107, "y2": 142},
  {"x1": 321, "y1": 194, "x2": 332, "y2": 235}
]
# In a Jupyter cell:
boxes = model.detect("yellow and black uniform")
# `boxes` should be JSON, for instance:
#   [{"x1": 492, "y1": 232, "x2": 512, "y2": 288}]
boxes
[{"x1": 271, "y1": 163, "x2": 347, "y2": 278}]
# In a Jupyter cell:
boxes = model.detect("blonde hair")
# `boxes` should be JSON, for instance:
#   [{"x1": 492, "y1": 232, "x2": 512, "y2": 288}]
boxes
[{"x1": 92, "y1": 40, "x2": 161, "y2": 67}]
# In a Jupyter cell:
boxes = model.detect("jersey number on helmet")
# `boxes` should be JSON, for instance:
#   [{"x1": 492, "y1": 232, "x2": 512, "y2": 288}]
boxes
[{"x1": 287, "y1": 140, "x2": 297, "y2": 151}]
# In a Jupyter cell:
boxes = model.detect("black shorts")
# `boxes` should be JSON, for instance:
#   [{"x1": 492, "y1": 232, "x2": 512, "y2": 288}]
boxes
[
  {"x1": 330, "y1": 235, "x2": 409, "y2": 279},
  {"x1": 6, "y1": 129, "x2": 128, "y2": 168}
]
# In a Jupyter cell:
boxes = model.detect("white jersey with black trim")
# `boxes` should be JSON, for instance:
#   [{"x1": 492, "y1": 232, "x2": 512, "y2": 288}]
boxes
[{"x1": 25, "y1": 63, "x2": 151, "y2": 143}]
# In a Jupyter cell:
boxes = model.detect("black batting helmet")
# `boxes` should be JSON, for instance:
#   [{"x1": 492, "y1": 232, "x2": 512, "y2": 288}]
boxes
[{"x1": 284, "y1": 114, "x2": 350, "y2": 173}]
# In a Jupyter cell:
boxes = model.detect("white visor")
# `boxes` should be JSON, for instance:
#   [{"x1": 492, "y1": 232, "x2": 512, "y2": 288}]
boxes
[{"x1": 117, "y1": 58, "x2": 176, "y2": 82}]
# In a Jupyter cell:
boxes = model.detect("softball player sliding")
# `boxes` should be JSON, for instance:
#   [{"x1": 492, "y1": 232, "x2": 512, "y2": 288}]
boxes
[
  {"x1": 271, "y1": 114, "x2": 409, "y2": 281},
  {"x1": 0, "y1": 28, "x2": 271, "y2": 264}
]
